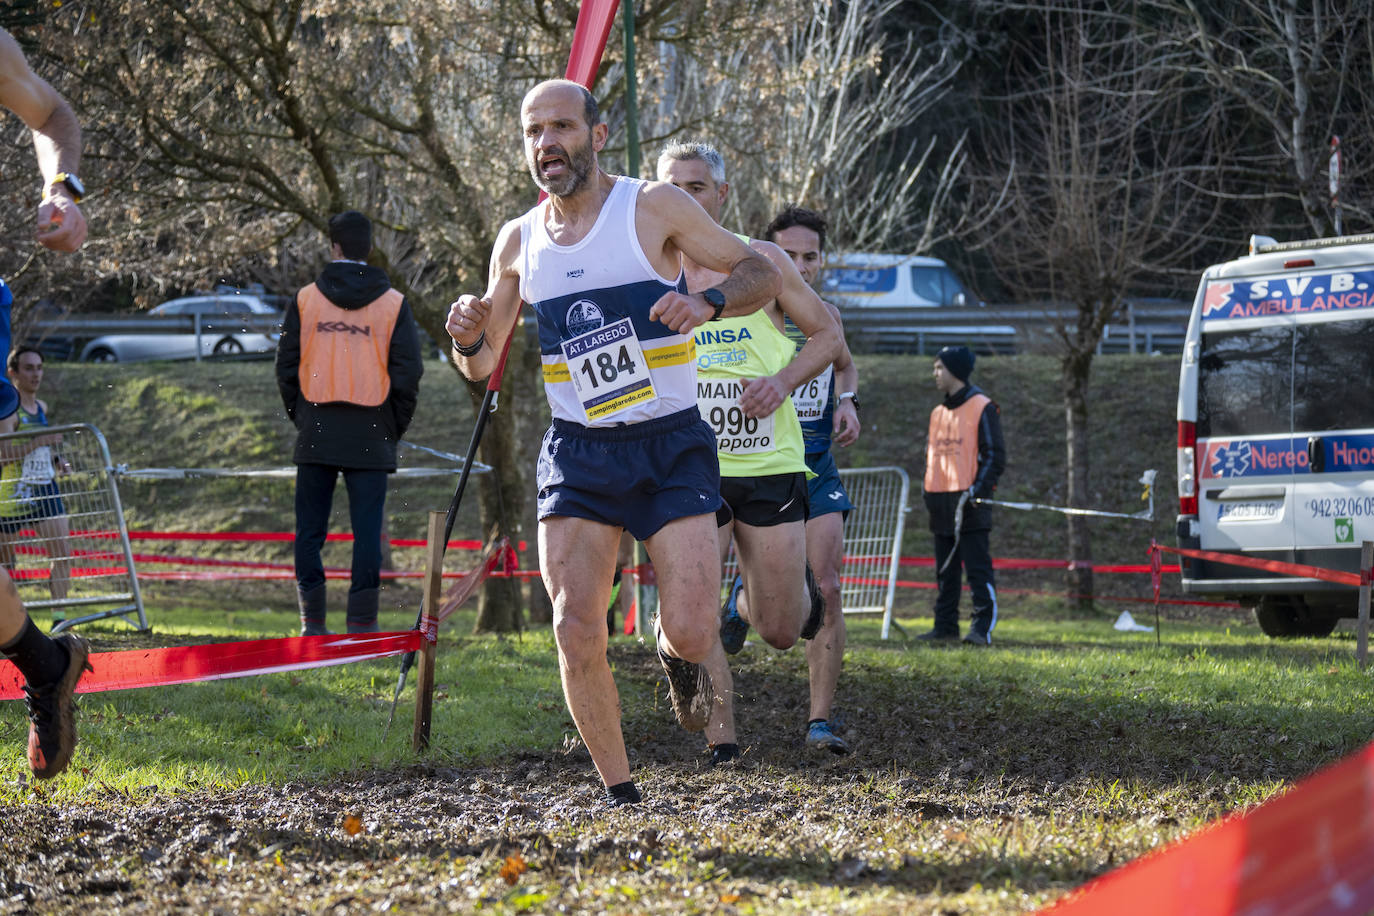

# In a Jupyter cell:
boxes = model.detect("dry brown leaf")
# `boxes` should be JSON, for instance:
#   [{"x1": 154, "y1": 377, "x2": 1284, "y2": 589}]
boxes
[
  {"x1": 342, "y1": 814, "x2": 363, "y2": 836},
  {"x1": 499, "y1": 853, "x2": 527, "y2": 885}
]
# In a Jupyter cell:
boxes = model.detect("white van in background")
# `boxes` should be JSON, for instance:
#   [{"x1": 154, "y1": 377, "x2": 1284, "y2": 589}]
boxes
[
  {"x1": 1176, "y1": 233, "x2": 1374, "y2": 637},
  {"x1": 821, "y1": 252, "x2": 980, "y2": 309}
]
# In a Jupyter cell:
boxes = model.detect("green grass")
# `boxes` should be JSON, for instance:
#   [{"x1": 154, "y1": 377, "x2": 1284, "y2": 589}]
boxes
[
  {"x1": 36, "y1": 352, "x2": 1181, "y2": 570},
  {"x1": 4, "y1": 591, "x2": 1368, "y2": 804},
  {"x1": 0, "y1": 589, "x2": 570, "y2": 798},
  {"x1": 6, "y1": 354, "x2": 1360, "y2": 912},
  {"x1": 6, "y1": 584, "x2": 1371, "y2": 913}
]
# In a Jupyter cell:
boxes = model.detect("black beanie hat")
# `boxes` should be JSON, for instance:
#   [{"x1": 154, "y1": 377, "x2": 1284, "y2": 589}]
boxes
[{"x1": 936, "y1": 345, "x2": 975, "y2": 382}]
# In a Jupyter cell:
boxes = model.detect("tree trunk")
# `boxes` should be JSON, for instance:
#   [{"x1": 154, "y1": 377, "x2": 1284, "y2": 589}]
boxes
[{"x1": 1062, "y1": 350, "x2": 1095, "y2": 613}]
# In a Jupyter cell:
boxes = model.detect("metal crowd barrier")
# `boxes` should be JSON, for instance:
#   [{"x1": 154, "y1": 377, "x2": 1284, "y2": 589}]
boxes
[
  {"x1": 719, "y1": 465, "x2": 911, "y2": 640},
  {"x1": 0, "y1": 423, "x2": 146, "y2": 633}
]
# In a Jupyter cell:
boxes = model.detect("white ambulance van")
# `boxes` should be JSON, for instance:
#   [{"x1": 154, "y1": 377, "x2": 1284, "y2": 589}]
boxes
[{"x1": 1176, "y1": 234, "x2": 1374, "y2": 637}]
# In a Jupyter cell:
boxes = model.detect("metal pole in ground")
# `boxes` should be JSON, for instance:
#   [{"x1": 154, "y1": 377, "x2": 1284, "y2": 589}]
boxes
[
  {"x1": 1358, "y1": 540, "x2": 1372, "y2": 671},
  {"x1": 413, "y1": 510, "x2": 445, "y2": 751}
]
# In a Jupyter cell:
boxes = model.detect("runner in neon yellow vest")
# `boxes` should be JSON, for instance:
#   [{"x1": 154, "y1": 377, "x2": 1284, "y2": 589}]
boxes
[{"x1": 658, "y1": 141, "x2": 842, "y2": 766}]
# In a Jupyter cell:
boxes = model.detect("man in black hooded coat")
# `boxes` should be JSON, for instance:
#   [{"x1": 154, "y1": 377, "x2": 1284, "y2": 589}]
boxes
[{"x1": 276, "y1": 211, "x2": 423, "y2": 635}]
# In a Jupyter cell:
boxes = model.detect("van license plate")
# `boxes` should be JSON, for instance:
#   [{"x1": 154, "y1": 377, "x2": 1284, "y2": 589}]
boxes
[{"x1": 1217, "y1": 501, "x2": 1282, "y2": 522}]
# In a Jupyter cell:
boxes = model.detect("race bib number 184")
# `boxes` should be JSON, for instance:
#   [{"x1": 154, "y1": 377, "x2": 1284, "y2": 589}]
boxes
[{"x1": 561, "y1": 318, "x2": 657, "y2": 422}]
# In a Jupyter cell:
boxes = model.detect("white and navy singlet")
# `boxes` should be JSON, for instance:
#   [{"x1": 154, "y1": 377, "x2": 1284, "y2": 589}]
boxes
[{"x1": 519, "y1": 176, "x2": 697, "y2": 428}]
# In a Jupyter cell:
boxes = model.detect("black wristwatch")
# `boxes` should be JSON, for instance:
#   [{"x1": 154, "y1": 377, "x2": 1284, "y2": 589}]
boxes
[
  {"x1": 838, "y1": 391, "x2": 860, "y2": 412},
  {"x1": 703, "y1": 287, "x2": 727, "y2": 321}
]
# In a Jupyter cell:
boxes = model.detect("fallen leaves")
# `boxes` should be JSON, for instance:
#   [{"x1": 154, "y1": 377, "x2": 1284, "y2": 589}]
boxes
[{"x1": 499, "y1": 853, "x2": 528, "y2": 885}]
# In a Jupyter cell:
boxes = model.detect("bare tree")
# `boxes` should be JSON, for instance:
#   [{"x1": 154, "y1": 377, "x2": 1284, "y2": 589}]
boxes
[
  {"x1": 49, "y1": 0, "x2": 572, "y2": 632},
  {"x1": 625, "y1": 0, "x2": 980, "y2": 250},
  {"x1": 1143, "y1": 0, "x2": 1374, "y2": 238},
  {"x1": 965, "y1": 2, "x2": 1228, "y2": 609}
]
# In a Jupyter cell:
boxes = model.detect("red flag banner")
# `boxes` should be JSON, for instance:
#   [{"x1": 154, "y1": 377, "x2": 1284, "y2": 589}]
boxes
[
  {"x1": 1039, "y1": 740, "x2": 1374, "y2": 915},
  {"x1": 565, "y1": 0, "x2": 622, "y2": 87}
]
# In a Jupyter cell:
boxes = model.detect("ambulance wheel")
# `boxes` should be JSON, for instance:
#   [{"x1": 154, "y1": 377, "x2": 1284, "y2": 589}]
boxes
[
  {"x1": 1294, "y1": 615, "x2": 1339, "y2": 638},
  {"x1": 1255, "y1": 596, "x2": 1338, "y2": 638},
  {"x1": 1254, "y1": 596, "x2": 1299, "y2": 638}
]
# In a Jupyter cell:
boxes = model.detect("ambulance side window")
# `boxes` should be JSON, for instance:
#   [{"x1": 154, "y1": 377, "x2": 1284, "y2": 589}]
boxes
[
  {"x1": 1197, "y1": 325, "x2": 1292, "y2": 438},
  {"x1": 1293, "y1": 319, "x2": 1374, "y2": 433}
]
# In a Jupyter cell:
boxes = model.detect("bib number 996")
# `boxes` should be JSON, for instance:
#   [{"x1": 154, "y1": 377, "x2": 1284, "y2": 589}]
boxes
[{"x1": 708, "y1": 405, "x2": 758, "y2": 438}]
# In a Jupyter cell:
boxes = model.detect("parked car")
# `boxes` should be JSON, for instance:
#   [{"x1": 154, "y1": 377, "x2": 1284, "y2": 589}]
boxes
[
  {"x1": 822, "y1": 252, "x2": 981, "y2": 309},
  {"x1": 79, "y1": 294, "x2": 282, "y2": 363}
]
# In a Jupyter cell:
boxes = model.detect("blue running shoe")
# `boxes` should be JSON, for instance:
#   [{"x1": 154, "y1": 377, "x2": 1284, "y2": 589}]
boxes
[
  {"x1": 806, "y1": 720, "x2": 851, "y2": 755},
  {"x1": 719, "y1": 575, "x2": 749, "y2": 654}
]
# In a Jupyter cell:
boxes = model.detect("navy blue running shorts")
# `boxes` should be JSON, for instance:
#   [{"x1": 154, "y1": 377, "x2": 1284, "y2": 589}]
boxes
[
  {"x1": 716, "y1": 471, "x2": 809, "y2": 528},
  {"x1": 537, "y1": 407, "x2": 723, "y2": 541},
  {"x1": 805, "y1": 450, "x2": 853, "y2": 519}
]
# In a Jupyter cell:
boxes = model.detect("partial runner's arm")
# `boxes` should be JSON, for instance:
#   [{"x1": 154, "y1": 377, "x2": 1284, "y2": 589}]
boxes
[
  {"x1": 446, "y1": 219, "x2": 523, "y2": 382},
  {"x1": 0, "y1": 28, "x2": 86, "y2": 252},
  {"x1": 736, "y1": 240, "x2": 841, "y2": 420},
  {"x1": 828, "y1": 302, "x2": 860, "y2": 448},
  {"x1": 640, "y1": 182, "x2": 780, "y2": 333}
]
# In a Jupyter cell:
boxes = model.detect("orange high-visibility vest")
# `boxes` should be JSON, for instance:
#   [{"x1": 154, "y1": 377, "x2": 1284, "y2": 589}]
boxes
[
  {"x1": 924, "y1": 393, "x2": 990, "y2": 492},
  {"x1": 297, "y1": 284, "x2": 403, "y2": 407}
]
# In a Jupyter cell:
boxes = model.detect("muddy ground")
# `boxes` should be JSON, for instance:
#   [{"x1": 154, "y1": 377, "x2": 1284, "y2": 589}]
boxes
[{"x1": 1, "y1": 630, "x2": 1279, "y2": 915}]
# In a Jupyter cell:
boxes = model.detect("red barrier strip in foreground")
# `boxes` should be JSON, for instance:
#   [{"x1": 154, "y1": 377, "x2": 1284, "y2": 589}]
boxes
[
  {"x1": 57, "y1": 530, "x2": 529, "y2": 552},
  {"x1": 0, "y1": 631, "x2": 422, "y2": 700},
  {"x1": 1039, "y1": 739, "x2": 1374, "y2": 915},
  {"x1": 0, "y1": 541, "x2": 516, "y2": 699},
  {"x1": 1154, "y1": 542, "x2": 1362, "y2": 587}
]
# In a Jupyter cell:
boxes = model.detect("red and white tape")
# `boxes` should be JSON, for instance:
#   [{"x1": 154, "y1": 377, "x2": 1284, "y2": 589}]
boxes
[{"x1": 0, "y1": 631, "x2": 422, "y2": 699}]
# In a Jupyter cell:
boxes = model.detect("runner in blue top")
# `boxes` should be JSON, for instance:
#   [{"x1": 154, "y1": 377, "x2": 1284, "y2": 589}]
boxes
[
  {"x1": 445, "y1": 80, "x2": 781, "y2": 808},
  {"x1": 0, "y1": 26, "x2": 93, "y2": 782},
  {"x1": 766, "y1": 206, "x2": 860, "y2": 755}
]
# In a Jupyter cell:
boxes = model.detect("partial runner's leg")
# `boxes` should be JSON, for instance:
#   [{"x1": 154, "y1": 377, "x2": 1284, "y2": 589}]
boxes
[
  {"x1": 804, "y1": 511, "x2": 847, "y2": 722},
  {"x1": 0, "y1": 566, "x2": 89, "y2": 777},
  {"x1": 540, "y1": 516, "x2": 626, "y2": 787},
  {"x1": 731, "y1": 518, "x2": 809, "y2": 649},
  {"x1": 35, "y1": 514, "x2": 70, "y2": 604},
  {"x1": 644, "y1": 513, "x2": 723, "y2": 664}
]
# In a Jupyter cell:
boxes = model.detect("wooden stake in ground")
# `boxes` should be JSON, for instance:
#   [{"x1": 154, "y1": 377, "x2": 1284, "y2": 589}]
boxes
[
  {"x1": 1358, "y1": 540, "x2": 1372, "y2": 671},
  {"x1": 413, "y1": 511, "x2": 445, "y2": 752}
]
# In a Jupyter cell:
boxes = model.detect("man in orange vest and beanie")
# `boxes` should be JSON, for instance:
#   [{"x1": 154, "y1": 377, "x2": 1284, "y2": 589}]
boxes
[
  {"x1": 920, "y1": 345, "x2": 1006, "y2": 646},
  {"x1": 276, "y1": 211, "x2": 423, "y2": 635}
]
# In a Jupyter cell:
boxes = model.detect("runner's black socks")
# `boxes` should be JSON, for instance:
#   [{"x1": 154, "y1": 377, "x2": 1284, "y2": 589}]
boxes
[
  {"x1": 605, "y1": 781, "x2": 642, "y2": 807},
  {"x1": 0, "y1": 617, "x2": 69, "y2": 686}
]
